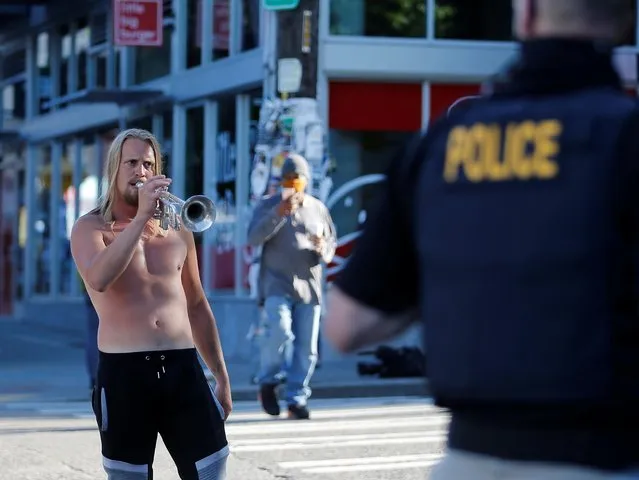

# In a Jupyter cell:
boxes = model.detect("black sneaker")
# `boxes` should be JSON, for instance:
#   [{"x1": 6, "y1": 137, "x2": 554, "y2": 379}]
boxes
[
  {"x1": 288, "y1": 404, "x2": 310, "y2": 420},
  {"x1": 259, "y1": 384, "x2": 281, "y2": 416}
]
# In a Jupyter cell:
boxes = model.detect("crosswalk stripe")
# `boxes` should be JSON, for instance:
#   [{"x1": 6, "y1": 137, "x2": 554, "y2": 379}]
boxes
[
  {"x1": 303, "y1": 459, "x2": 441, "y2": 474},
  {"x1": 230, "y1": 434, "x2": 445, "y2": 452},
  {"x1": 279, "y1": 453, "x2": 443, "y2": 469},
  {"x1": 227, "y1": 415, "x2": 448, "y2": 435},
  {"x1": 230, "y1": 430, "x2": 446, "y2": 446}
]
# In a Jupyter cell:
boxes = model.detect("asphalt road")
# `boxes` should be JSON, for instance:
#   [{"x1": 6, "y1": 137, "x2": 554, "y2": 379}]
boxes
[{"x1": 0, "y1": 396, "x2": 447, "y2": 480}]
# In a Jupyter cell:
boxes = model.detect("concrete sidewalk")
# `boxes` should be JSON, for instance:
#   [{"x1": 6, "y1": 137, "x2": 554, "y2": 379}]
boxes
[{"x1": 0, "y1": 318, "x2": 428, "y2": 405}]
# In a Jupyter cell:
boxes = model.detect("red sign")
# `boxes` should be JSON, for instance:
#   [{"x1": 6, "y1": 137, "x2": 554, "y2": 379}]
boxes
[{"x1": 113, "y1": 0, "x2": 163, "y2": 47}]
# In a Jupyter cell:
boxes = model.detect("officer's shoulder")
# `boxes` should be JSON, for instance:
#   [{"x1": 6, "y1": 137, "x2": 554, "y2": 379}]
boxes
[{"x1": 581, "y1": 88, "x2": 639, "y2": 118}]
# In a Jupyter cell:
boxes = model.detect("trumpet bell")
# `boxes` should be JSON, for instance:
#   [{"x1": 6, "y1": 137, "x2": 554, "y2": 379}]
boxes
[{"x1": 181, "y1": 195, "x2": 216, "y2": 233}]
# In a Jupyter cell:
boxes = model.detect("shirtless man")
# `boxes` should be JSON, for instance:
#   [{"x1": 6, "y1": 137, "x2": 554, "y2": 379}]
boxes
[{"x1": 70, "y1": 128, "x2": 231, "y2": 480}]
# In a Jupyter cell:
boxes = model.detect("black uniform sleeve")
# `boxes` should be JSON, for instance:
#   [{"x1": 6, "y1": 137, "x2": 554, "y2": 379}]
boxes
[{"x1": 332, "y1": 133, "x2": 427, "y2": 315}]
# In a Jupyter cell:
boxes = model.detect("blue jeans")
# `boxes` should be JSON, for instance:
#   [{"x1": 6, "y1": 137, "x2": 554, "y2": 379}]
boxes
[
  {"x1": 257, "y1": 295, "x2": 321, "y2": 406},
  {"x1": 84, "y1": 293, "x2": 99, "y2": 388}
]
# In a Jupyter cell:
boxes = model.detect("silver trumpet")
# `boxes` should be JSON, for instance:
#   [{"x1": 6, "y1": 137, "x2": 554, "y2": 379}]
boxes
[{"x1": 135, "y1": 181, "x2": 216, "y2": 232}]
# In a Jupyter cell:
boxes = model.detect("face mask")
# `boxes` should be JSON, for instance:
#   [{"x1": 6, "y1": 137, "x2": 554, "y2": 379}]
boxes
[{"x1": 281, "y1": 178, "x2": 307, "y2": 193}]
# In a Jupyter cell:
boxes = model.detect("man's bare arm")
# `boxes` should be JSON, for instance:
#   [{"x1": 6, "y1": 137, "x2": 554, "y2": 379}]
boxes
[
  {"x1": 180, "y1": 230, "x2": 229, "y2": 383},
  {"x1": 324, "y1": 286, "x2": 418, "y2": 354},
  {"x1": 70, "y1": 214, "x2": 147, "y2": 292}
]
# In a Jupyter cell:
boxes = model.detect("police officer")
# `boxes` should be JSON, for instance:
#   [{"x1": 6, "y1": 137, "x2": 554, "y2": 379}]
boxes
[{"x1": 324, "y1": 0, "x2": 639, "y2": 478}]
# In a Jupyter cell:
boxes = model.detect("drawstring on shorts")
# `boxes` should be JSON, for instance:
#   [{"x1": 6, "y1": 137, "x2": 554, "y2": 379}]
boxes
[{"x1": 145, "y1": 354, "x2": 167, "y2": 379}]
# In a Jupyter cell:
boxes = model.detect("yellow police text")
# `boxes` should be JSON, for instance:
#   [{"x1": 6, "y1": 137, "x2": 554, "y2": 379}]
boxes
[{"x1": 443, "y1": 120, "x2": 562, "y2": 183}]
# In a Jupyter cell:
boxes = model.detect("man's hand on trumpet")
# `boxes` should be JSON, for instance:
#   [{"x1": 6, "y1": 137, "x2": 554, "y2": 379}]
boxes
[{"x1": 135, "y1": 175, "x2": 172, "y2": 221}]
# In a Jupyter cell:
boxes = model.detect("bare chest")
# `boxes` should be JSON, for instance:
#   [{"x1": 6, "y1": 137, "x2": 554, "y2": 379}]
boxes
[{"x1": 104, "y1": 229, "x2": 187, "y2": 278}]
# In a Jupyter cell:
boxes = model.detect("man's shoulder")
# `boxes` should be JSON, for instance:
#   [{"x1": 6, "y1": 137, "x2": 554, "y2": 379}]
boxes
[
  {"x1": 304, "y1": 194, "x2": 327, "y2": 210},
  {"x1": 73, "y1": 210, "x2": 105, "y2": 232}
]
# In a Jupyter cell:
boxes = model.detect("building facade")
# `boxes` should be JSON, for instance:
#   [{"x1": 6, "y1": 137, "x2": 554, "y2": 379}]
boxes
[{"x1": 1, "y1": 0, "x2": 637, "y2": 359}]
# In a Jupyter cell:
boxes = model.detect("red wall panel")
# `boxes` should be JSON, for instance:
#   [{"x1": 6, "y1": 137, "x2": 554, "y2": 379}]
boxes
[
  {"x1": 328, "y1": 81, "x2": 422, "y2": 131},
  {"x1": 429, "y1": 84, "x2": 481, "y2": 121}
]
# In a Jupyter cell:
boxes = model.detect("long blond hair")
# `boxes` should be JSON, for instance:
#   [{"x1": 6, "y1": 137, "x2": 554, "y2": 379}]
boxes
[{"x1": 95, "y1": 128, "x2": 165, "y2": 233}]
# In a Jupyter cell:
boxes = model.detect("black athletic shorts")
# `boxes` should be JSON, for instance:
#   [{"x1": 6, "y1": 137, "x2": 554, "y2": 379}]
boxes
[{"x1": 92, "y1": 348, "x2": 228, "y2": 479}]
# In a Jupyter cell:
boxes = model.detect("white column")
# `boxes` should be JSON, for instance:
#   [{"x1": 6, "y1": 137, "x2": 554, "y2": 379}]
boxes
[
  {"x1": 95, "y1": 133, "x2": 105, "y2": 199},
  {"x1": 25, "y1": 34, "x2": 37, "y2": 119},
  {"x1": 426, "y1": 0, "x2": 435, "y2": 40},
  {"x1": 200, "y1": 0, "x2": 213, "y2": 64},
  {"x1": 70, "y1": 138, "x2": 83, "y2": 296},
  {"x1": 23, "y1": 145, "x2": 38, "y2": 298},
  {"x1": 261, "y1": 6, "x2": 277, "y2": 97},
  {"x1": 152, "y1": 114, "x2": 164, "y2": 143},
  {"x1": 234, "y1": 94, "x2": 250, "y2": 296},
  {"x1": 421, "y1": 81, "x2": 431, "y2": 131},
  {"x1": 317, "y1": 0, "x2": 329, "y2": 134},
  {"x1": 172, "y1": 0, "x2": 188, "y2": 73},
  {"x1": 229, "y1": 0, "x2": 242, "y2": 55},
  {"x1": 171, "y1": 104, "x2": 187, "y2": 199},
  {"x1": 202, "y1": 100, "x2": 219, "y2": 295},
  {"x1": 49, "y1": 141, "x2": 63, "y2": 297},
  {"x1": 119, "y1": 47, "x2": 132, "y2": 88}
]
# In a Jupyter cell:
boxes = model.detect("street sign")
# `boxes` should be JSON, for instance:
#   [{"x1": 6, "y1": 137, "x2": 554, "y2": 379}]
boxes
[
  {"x1": 113, "y1": 0, "x2": 163, "y2": 47},
  {"x1": 262, "y1": 0, "x2": 300, "y2": 11}
]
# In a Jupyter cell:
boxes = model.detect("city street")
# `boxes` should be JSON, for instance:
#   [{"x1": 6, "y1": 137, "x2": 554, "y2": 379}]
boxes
[{"x1": 0, "y1": 396, "x2": 447, "y2": 479}]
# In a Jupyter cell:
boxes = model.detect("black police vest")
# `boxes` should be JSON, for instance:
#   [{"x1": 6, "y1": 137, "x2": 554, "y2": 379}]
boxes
[{"x1": 416, "y1": 87, "x2": 638, "y2": 404}]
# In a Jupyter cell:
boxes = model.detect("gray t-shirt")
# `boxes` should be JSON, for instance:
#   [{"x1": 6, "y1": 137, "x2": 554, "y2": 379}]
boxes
[{"x1": 247, "y1": 194, "x2": 337, "y2": 305}]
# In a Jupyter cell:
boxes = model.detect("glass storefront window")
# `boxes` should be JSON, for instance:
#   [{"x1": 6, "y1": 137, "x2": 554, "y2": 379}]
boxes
[
  {"x1": 240, "y1": 0, "x2": 260, "y2": 52},
  {"x1": 187, "y1": 0, "x2": 231, "y2": 68},
  {"x1": 76, "y1": 23, "x2": 91, "y2": 91},
  {"x1": 329, "y1": 0, "x2": 427, "y2": 38},
  {"x1": 161, "y1": 110, "x2": 173, "y2": 179},
  {"x1": 36, "y1": 32, "x2": 52, "y2": 114},
  {"x1": 326, "y1": 130, "x2": 417, "y2": 264},
  {"x1": 185, "y1": 106, "x2": 205, "y2": 200},
  {"x1": 2, "y1": 82, "x2": 26, "y2": 125},
  {"x1": 2, "y1": 48, "x2": 26, "y2": 124},
  {"x1": 0, "y1": 154, "x2": 25, "y2": 311},
  {"x1": 59, "y1": 25, "x2": 72, "y2": 96},
  {"x1": 61, "y1": 137, "x2": 101, "y2": 295},
  {"x1": 88, "y1": 11, "x2": 114, "y2": 89},
  {"x1": 204, "y1": 89, "x2": 261, "y2": 294},
  {"x1": 209, "y1": 94, "x2": 237, "y2": 293},
  {"x1": 435, "y1": 1, "x2": 637, "y2": 44},
  {"x1": 133, "y1": 26, "x2": 172, "y2": 84},
  {"x1": 434, "y1": 0, "x2": 513, "y2": 41}
]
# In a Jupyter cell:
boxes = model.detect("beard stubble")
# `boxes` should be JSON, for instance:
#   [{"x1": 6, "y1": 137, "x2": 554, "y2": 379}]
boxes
[{"x1": 122, "y1": 186, "x2": 139, "y2": 207}]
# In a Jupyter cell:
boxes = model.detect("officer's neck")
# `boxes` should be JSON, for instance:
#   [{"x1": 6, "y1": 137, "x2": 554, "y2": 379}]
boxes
[
  {"x1": 520, "y1": 37, "x2": 615, "y2": 63},
  {"x1": 494, "y1": 37, "x2": 621, "y2": 96}
]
